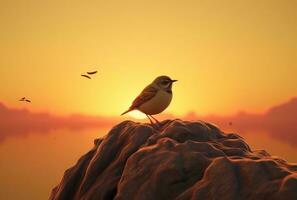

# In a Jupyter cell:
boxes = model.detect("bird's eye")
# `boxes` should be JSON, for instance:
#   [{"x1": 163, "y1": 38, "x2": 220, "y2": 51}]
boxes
[{"x1": 161, "y1": 81, "x2": 169, "y2": 85}]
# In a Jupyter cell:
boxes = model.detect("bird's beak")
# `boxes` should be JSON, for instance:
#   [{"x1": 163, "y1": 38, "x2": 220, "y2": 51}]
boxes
[{"x1": 171, "y1": 80, "x2": 178, "y2": 82}]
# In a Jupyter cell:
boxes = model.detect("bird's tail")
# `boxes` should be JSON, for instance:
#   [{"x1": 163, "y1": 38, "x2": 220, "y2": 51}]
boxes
[{"x1": 121, "y1": 109, "x2": 132, "y2": 116}]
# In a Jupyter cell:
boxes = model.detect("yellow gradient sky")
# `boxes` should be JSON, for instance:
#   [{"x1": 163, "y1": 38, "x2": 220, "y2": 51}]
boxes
[{"x1": 0, "y1": 0, "x2": 296, "y2": 117}]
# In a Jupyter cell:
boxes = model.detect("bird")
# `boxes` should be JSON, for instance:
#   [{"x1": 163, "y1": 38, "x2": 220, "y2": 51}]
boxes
[
  {"x1": 19, "y1": 97, "x2": 31, "y2": 103},
  {"x1": 81, "y1": 74, "x2": 91, "y2": 79},
  {"x1": 81, "y1": 70, "x2": 98, "y2": 79},
  {"x1": 87, "y1": 71, "x2": 98, "y2": 75},
  {"x1": 121, "y1": 75, "x2": 177, "y2": 125}
]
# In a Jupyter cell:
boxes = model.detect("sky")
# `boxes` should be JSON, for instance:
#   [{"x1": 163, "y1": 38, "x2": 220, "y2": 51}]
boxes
[
  {"x1": 0, "y1": 1, "x2": 297, "y2": 199},
  {"x1": 1, "y1": 0, "x2": 297, "y2": 117}
]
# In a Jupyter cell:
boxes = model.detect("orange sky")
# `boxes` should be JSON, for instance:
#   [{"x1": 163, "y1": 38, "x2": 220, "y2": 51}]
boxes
[{"x1": 1, "y1": 0, "x2": 296, "y2": 117}]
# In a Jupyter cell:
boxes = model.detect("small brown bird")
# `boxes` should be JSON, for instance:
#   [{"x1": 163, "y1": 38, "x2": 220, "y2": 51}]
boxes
[
  {"x1": 121, "y1": 75, "x2": 177, "y2": 125},
  {"x1": 81, "y1": 74, "x2": 91, "y2": 79}
]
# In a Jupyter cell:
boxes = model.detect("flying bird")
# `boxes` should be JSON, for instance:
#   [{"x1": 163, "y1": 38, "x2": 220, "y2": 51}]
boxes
[
  {"x1": 121, "y1": 75, "x2": 177, "y2": 125},
  {"x1": 81, "y1": 70, "x2": 98, "y2": 79},
  {"x1": 19, "y1": 97, "x2": 31, "y2": 103},
  {"x1": 87, "y1": 71, "x2": 98, "y2": 75},
  {"x1": 81, "y1": 74, "x2": 91, "y2": 79}
]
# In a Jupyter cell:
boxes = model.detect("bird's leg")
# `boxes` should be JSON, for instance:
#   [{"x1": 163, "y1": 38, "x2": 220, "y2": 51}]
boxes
[
  {"x1": 149, "y1": 115, "x2": 161, "y2": 125},
  {"x1": 146, "y1": 114, "x2": 155, "y2": 125}
]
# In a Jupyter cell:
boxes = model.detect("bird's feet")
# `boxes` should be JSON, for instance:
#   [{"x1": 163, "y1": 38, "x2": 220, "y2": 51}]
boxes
[
  {"x1": 146, "y1": 115, "x2": 162, "y2": 129},
  {"x1": 148, "y1": 115, "x2": 162, "y2": 129},
  {"x1": 150, "y1": 122, "x2": 161, "y2": 130}
]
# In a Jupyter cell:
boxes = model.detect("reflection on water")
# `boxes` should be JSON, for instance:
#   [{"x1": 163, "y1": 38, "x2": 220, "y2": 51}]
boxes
[
  {"x1": 0, "y1": 128, "x2": 296, "y2": 200},
  {"x1": 237, "y1": 131, "x2": 297, "y2": 163},
  {"x1": 221, "y1": 127, "x2": 297, "y2": 163},
  {"x1": 0, "y1": 128, "x2": 109, "y2": 200}
]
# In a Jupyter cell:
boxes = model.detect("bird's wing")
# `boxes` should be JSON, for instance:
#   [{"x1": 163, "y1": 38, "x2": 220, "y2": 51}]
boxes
[
  {"x1": 130, "y1": 85, "x2": 158, "y2": 109},
  {"x1": 87, "y1": 71, "x2": 97, "y2": 75},
  {"x1": 25, "y1": 99, "x2": 31, "y2": 103},
  {"x1": 19, "y1": 97, "x2": 25, "y2": 101},
  {"x1": 81, "y1": 74, "x2": 91, "y2": 79}
]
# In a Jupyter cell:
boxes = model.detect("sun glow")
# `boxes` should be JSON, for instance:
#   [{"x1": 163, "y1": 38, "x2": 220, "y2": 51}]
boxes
[
  {"x1": 0, "y1": 0, "x2": 296, "y2": 117},
  {"x1": 128, "y1": 110, "x2": 147, "y2": 119}
]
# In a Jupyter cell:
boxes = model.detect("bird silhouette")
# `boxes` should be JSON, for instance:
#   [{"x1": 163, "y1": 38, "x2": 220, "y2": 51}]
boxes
[
  {"x1": 19, "y1": 97, "x2": 31, "y2": 103},
  {"x1": 81, "y1": 74, "x2": 91, "y2": 79},
  {"x1": 87, "y1": 71, "x2": 98, "y2": 75}
]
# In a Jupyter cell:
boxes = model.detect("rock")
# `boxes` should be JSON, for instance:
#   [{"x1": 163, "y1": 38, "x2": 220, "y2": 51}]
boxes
[{"x1": 49, "y1": 120, "x2": 297, "y2": 200}]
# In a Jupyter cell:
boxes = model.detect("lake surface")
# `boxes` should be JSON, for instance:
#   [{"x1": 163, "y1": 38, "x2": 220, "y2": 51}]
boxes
[
  {"x1": 0, "y1": 128, "x2": 109, "y2": 200},
  {"x1": 0, "y1": 127, "x2": 296, "y2": 200}
]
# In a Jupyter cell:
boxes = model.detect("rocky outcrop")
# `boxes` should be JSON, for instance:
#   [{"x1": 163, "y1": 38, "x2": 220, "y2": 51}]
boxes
[{"x1": 50, "y1": 120, "x2": 297, "y2": 200}]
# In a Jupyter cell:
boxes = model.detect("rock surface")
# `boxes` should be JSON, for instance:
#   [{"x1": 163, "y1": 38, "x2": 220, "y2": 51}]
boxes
[{"x1": 50, "y1": 120, "x2": 297, "y2": 200}]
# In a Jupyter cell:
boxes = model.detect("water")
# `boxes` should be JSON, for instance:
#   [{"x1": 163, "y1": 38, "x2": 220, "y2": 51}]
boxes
[
  {"x1": 0, "y1": 128, "x2": 109, "y2": 200},
  {"x1": 236, "y1": 131, "x2": 297, "y2": 162}
]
